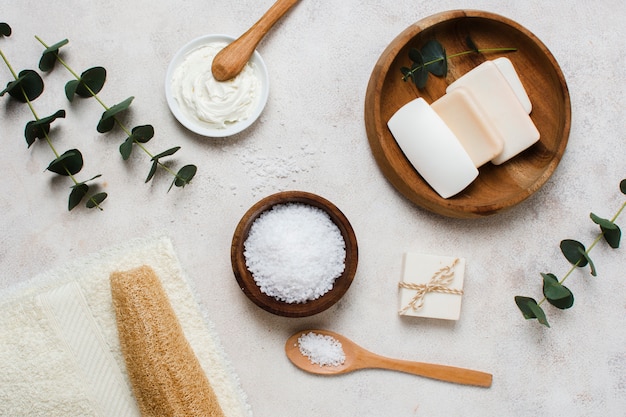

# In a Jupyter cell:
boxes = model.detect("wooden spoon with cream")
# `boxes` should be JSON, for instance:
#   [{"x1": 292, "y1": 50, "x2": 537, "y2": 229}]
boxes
[{"x1": 211, "y1": 0, "x2": 300, "y2": 81}]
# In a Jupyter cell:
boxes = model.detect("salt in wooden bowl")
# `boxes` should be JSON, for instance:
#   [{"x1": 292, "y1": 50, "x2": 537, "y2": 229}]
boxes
[
  {"x1": 364, "y1": 10, "x2": 571, "y2": 218},
  {"x1": 231, "y1": 191, "x2": 358, "y2": 317}
]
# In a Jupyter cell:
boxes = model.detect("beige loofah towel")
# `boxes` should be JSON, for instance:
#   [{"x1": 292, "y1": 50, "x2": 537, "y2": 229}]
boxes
[{"x1": 111, "y1": 266, "x2": 226, "y2": 417}]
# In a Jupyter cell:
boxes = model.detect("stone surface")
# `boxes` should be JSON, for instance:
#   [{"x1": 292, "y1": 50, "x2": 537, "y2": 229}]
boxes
[{"x1": 1, "y1": 1, "x2": 625, "y2": 416}]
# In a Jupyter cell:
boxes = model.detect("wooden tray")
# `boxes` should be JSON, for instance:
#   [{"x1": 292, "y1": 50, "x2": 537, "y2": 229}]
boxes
[{"x1": 364, "y1": 10, "x2": 571, "y2": 218}]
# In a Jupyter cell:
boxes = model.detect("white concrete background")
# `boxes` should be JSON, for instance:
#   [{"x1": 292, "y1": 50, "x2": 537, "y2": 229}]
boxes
[{"x1": 1, "y1": 1, "x2": 625, "y2": 416}]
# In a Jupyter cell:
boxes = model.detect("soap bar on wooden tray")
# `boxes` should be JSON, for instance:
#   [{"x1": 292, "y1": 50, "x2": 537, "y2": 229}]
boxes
[{"x1": 398, "y1": 253, "x2": 466, "y2": 320}]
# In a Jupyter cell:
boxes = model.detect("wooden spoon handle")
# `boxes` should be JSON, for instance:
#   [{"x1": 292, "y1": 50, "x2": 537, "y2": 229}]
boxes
[
  {"x1": 212, "y1": 0, "x2": 300, "y2": 81},
  {"x1": 365, "y1": 353, "x2": 493, "y2": 387}
]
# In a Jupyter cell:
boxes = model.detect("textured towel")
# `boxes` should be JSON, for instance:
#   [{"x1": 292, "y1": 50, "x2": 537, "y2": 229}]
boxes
[{"x1": 0, "y1": 236, "x2": 252, "y2": 417}]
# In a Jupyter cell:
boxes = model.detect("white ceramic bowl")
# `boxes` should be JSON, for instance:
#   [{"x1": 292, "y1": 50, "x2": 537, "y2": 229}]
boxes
[{"x1": 165, "y1": 34, "x2": 269, "y2": 137}]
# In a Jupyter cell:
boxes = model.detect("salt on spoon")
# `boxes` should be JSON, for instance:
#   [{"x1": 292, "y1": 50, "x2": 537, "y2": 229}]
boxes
[
  {"x1": 211, "y1": 0, "x2": 300, "y2": 81},
  {"x1": 285, "y1": 329, "x2": 493, "y2": 387}
]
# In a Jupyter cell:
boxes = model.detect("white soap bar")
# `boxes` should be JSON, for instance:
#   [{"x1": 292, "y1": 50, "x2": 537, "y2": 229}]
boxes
[
  {"x1": 446, "y1": 61, "x2": 540, "y2": 165},
  {"x1": 432, "y1": 87, "x2": 504, "y2": 168},
  {"x1": 387, "y1": 98, "x2": 478, "y2": 198},
  {"x1": 493, "y1": 57, "x2": 532, "y2": 113},
  {"x1": 398, "y1": 253, "x2": 465, "y2": 321}
]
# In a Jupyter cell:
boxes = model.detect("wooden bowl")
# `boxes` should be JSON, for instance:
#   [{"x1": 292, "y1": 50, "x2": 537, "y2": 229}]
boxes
[
  {"x1": 364, "y1": 10, "x2": 571, "y2": 218},
  {"x1": 231, "y1": 191, "x2": 358, "y2": 317}
]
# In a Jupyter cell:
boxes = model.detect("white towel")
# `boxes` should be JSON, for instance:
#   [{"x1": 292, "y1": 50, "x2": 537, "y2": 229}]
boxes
[{"x1": 0, "y1": 236, "x2": 252, "y2": 417}]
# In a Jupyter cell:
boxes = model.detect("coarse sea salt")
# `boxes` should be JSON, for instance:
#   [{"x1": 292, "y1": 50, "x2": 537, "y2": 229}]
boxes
[
  {"x1": 297, "y1": 332, "x2": 346, "y2": 367},
  {"x1": 243, "y1": 203, "x2": 346, "y2": 303}
]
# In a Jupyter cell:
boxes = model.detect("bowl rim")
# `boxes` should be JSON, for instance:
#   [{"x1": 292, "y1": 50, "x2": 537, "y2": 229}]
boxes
[
  {"x1": 230, "y1": 191, "x2": 358, "y2": 317},
  {"x1": 364, "y1": 9, "x2": 571, "y2": 218},
  {"x1": 164, "y1": 33, "x2": 270, "y2": 138}
]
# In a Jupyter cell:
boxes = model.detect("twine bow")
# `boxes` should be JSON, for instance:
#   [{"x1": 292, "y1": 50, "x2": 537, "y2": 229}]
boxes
[{"x1": 399, "y1": 258, "x2": 463, "y2": 314}]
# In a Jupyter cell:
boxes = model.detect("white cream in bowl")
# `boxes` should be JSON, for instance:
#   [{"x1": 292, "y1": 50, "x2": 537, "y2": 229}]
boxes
[{"x1": 165, "y1": 34, "x2": 269, "y2": 137}]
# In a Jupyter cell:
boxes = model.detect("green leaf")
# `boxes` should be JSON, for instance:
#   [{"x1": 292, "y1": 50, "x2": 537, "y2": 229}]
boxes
[
  {"x1": 24, "y1": 109, "x2": 66, "y2": 147},
  {"x1": 151, "y1": 146, "x2": 180, "y2": 161},
  {"x1": 465, "y1": 36, "x2": 479, "y2": 53},
  {"x1": 47, "y1": 149, "x2": 83, "y2": 176},
  {"x1": 602, "y1": 224, "x2": 621, "y2": 249},
  {"x1": 86, "y1": 192, "x2": 107, "y2": 209},
  {"x1": 171, "y1": 164, "x2": 197, "y2": 190},
  {"x1": 402, "y1": 48, "x2": 429, "y2": 88},
  {"x1": 69, "y1": 183, "x2": 89, "y2": 211},
  {"x1": 590, "y1": 212, "x2": 617, "y2": 230},
  {"x1": 560, "y1": 239, "x2": 588, "y2": 267},
  {"x1": 65, "y1": 79, "x2": 79, "y2": 101},
  {"x1": 75, "y1": 66, "x2": 106, "y2": 97},
  {"x1": 421, "y1": 40, "x2": 447, "y2": 76},
  {"x1": 130, "y1": 124, "x2": 154, "y2": 143},
  {"x1": 592, "y1": 212, "x2": 621, "y2": 248},
  {"x1": 620, "y1": 179, "x2": 626, "y2": 195},
  {"x1": 1, "y1": 70, "x2": 44, "y2": 102},
  {"x1": 38, "y1": 39, "x2": 69, "y2": 72},
  {"x1": 97, "y1": 96, "x2": 134, "y2": 133},
  {"x1": 0, "y1": 22, "x2": 12, "y2": 37},
  {"x1": 541, "y1": 273, "x2": 574, "y2": 309},
  {"x1": 119, "y1": 137, "x2": 134, "y2": 160},
  {"x1": 514, "y1": 296, "x2": 550, "y2": 327},
  {"x1": 145, "y1": 160, "x2": 158, "y2": 183}
]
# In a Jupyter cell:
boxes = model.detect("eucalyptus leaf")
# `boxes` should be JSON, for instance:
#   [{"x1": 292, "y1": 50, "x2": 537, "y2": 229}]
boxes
[
  {"x1": 75, "y1": 66, "x2": 106, "y2": 97},
  {"x1": 601, "y1": 224, "x2": 621, "y2": 249},
  {"x1": 514, "y1": 296, "x2": 550, "y2": 327},
  {"x1": 38, "y1": 39, "x2": 69, "y2": 72},
  {"x1": 592, "y1": 212, "x2": 621, "y2": 248},
  {"x1": 0, "y1": 22, "x2": 12, "y2": 37},
  {"x1": 560, "y1": 239, "x2": 588, "y2": 267},
  {"x1": 1, "y1": 70, "x2": 44, "y2": 102},
  {"x1": 173, "y1": 164, "x2": 197, "y2": 188},
  {"x1": 152, "y1": 146, "x2": 181, "y2": 161},
  {"x1": 145, "y1": 160, "x2": 158, "y2": 183},
  {"x1": 68, "y1": 183, "x2": 89, "y2": 210},
  {"x1": 465, "y1": 36, "x2": 479, "y2": 53},
  {"x1": 47, "y1": 149, "x2": 83, "y2": 176},
  {"x1": 410, "y1": 62, "x2": 429, "y2": 89},
  {"x1": 24, "y1": 109, "x2": 66, "y2": 147},
  {"x1": 119, "y1": 137, "x2": 134, "y2": 160},
  {"x1": 590, "y1": 212, "x2": 617, "y2": 229},
  {"x1": 97, "y1": 96, "x2": 134, "y2": 133},
  {"x1": 86, "y1": 192, "x2": 107, "y2": 209},
  {"x1": 541, "y1": 273, "x2": 574, "y2": 309},
  {"x1": 131, "y1": 124, "x2": 154, "y2": 143},
  {"x1": 65, "y1": 79, "x2": 79, "y2": 101},
  {"x1": 420, "y1": 40, "x2": 447, "y2": 76}
]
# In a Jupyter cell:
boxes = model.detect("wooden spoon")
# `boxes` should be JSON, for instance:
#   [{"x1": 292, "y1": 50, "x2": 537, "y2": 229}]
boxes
[
  {"x1": 285, "y1": 330, "x2": 493, "y2": 387},
  {"x1": 211, "y1": 0, "x2": 300, "y2": 81}
]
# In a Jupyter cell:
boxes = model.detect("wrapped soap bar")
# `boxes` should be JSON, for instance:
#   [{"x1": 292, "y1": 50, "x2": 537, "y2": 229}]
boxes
[
  {"x1": 446, "y1": 60, "x2": 539, "y2": 165},
  {"x1": 387, "y1": 98, "x2": 478, "y2": 199},
  {"x1": 398, "y1": 253, "x2": 465, "y2": 320}
]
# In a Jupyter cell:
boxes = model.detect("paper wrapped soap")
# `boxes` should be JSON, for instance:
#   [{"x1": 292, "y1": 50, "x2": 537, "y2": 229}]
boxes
[{"x1": 398, "y1": 253, "x2": 465, "y2": 320}]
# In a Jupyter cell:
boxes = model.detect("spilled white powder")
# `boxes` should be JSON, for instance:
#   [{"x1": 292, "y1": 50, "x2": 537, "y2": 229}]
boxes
[
  {"x1": 243, "y1": 203, "x2": 346, "y2": 303},
  {"x1": 297, "y1": 332, "x2": 346, "y2": 367}
]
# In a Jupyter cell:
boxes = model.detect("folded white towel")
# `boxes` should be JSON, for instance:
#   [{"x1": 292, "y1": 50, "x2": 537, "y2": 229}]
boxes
[{"x1": 0, "y1": 236, "x2": 252, "y2": 417}]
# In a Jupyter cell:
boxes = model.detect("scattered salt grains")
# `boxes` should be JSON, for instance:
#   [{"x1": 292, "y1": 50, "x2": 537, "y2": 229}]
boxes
[
  {"x1": 243, "y1": 203, "x2": 346, "y2": 303},
  {"x1": 297, "y1": 332, "x2": 346, "y2": 367}
]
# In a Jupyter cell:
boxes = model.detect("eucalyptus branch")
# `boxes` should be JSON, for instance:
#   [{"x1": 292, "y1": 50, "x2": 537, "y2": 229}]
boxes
[
  {"x1": 401, "y1": 36, "x2": 517, "y2": 89},
  {"x1": 515, "y1": 179, "x2": 626, "y2": 327},
  {"x1": 35, "y1": 36, "x2": 197, "y2": 191},
  {"x1": 1, "y1": 25, "x2": 107, "y2": 210}
]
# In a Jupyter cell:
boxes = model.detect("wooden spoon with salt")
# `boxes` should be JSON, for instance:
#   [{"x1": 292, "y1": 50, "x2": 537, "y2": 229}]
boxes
[
  {"x1": 211, "y1": 0, "x2": 300, "y2": 81},
  {"x1": 285, "y1": 330, "x2": 493, "y2": 387}
]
